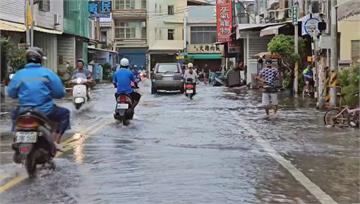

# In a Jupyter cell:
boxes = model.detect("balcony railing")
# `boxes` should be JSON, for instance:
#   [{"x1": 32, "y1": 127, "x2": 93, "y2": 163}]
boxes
[
  {"x1": 112, "y1": 9, "x2": 147, "y2": 19},
  {"x1": 115, "y1": 38, "x2": 147, "y2": 47},
  {"x1": 100, "y1": 21, "x2": 112, "y2": 27}
]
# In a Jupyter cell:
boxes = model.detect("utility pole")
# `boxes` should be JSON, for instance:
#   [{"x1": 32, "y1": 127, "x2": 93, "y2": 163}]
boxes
[
  {"x1": 292, "y1": 1, "x2": 299, "y2": 96},
  {"x1": 25, "y1": 0, "x2": 30, "y2": 47},
  {"x1": 30, "y1": 0, "x2": 34, "y2": 47},
  {"x1": 329, "y1": 0, "x2": 338, "y2": 107}
]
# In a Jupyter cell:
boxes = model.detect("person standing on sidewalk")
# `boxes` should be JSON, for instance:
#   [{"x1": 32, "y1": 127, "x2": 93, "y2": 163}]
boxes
[{"x1": 256, "y1": 59, "x2": 280, "y2": 117}]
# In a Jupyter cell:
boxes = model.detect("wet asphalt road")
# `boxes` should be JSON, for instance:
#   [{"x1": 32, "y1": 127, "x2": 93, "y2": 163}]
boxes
[{"x1": 0, "y1": 81, "x2": 359, "y2": 204}]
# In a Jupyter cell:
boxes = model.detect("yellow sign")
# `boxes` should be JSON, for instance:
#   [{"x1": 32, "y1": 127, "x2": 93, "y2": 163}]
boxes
[
  {"x1": 26, "y1": 0, "x2": 33, "y2": 28},
  {"x1": 307, "y1": 56, "x2": 313, "y2": 62},
  {"x1": 176, "y1": 56, "x2": 184, "y2": 60}
]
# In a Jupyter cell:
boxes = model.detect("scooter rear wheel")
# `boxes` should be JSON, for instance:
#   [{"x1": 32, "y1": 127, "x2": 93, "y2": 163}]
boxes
[
  {"x1": 25, "y1": 151, "x2": 37, "y2": 178},
  {"x1": 75, "y1": 103, "x2": 82, "y2": 110}
]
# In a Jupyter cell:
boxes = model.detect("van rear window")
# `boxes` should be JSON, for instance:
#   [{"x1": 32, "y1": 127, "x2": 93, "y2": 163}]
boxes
[{"x1": 157, "y1": 64, "x2": 179, "y2": 73}]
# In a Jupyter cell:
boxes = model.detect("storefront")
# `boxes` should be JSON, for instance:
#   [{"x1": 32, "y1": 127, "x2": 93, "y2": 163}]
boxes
[{"x1": 187, "y1": 43, "x2": 224, "y2": 72}]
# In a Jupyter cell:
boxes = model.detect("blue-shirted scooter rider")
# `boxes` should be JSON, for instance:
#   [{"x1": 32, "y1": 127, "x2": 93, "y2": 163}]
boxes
[
  {"x1": 113, "y1": 58, "x2": 142, "y2": 112},
  {"x1": 7, "y1": 47, "x2": 70, "y2": 156}
]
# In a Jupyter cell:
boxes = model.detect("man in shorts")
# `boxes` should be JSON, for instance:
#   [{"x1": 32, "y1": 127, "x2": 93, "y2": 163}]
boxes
[{"x1": 257, "y1": 60, "x2": 280, "y2": 116}]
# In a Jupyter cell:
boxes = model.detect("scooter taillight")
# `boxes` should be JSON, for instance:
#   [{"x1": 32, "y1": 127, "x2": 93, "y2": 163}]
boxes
[
  {"x1": 16, "y1": 117, "x2": 40, "y2": 129},
  {"x1": 185, "y1": 84, "x2": 194, "y2": 89},
  {"x1": 118, "y1": 95, "x2": 128, "y2": 103},
  {"x1": 19, "y1": 145, "x2": 31, "y2": 154}
]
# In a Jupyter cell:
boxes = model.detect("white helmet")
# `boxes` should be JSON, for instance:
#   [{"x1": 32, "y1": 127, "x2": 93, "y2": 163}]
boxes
[
  {"x1": 120, "y1": 58, "x2": 129, "y2": 67},
  {"x1": 187, "y1": 63, "x2": 193, "y2": 68}
]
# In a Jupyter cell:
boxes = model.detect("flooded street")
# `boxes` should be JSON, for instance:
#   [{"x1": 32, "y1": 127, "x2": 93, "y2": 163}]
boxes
[{"x1": 0, "y1": 82, "x2": 359, "y2": 204}]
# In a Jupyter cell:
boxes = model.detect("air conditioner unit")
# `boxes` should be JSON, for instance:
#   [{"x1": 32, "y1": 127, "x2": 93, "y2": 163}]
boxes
[
  {"x1": 54, "y1": 14, "x2": 60, "y2": 26},
  {"x1": 141, "y1": 22, "x2": 146, "y2": 28}
]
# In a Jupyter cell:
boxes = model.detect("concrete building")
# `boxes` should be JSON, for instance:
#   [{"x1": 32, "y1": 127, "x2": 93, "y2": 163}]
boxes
[
  {"x1": 0, "y1": 0, "x2": 64, "y2": 73},
  {"x1": 147, "y1": 0, "x2": 209, "y2": 70},
  {"x1": 146, "y1": 0, "x2": 186, "y2": 69},
  {"x1": 338, "y1": 16, "x2": 360, "y2": 64},
  {"x1": 186, "y1": 5, "x2": 223, "y2": 71},
  {"x1": 57, "y1": 0, "x2": 89, "y2": 76},
  {"x1": 112, "y1": 0, "x2": 148, "y2": 69},
  {"x1": 88, "y1": 15, "x2": 118, "y2": 68},
  {"x1": 337, "y1": 0, "x2": 360, "y2": 64}
]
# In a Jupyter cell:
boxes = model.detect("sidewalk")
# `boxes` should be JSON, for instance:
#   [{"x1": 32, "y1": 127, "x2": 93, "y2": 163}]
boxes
[{"x1": 0, "y1": 95, "x2": 15, "y2": 138}]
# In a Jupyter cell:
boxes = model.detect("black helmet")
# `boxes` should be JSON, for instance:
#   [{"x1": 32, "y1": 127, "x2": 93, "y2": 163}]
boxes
[
  {"x1": 26, "y1": 47, "x2": 45, "y2": 64},
  {"x1": 77, "y1": 59, "x2": 85, "y2": 65}
]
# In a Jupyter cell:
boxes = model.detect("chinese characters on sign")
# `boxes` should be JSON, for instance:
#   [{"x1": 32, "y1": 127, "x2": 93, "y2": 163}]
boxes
[
  {"x1": 89, "y1": 0, "x2": 112, "y2": 18},
  {"x1": 216, "y1": 0, "x2": 232, "y2": 43},
  {"x1": 188, "y1": 44, "x2": 224, "y2": 54}
]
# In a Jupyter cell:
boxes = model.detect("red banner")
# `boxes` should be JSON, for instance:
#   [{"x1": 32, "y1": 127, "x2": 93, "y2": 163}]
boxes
[{"x1": 216, "y1": 0, "x2": 232, "y2": 43}]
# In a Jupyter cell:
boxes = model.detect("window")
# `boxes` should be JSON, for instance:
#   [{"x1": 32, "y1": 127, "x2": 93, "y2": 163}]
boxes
[
  {"x1": 101, "y1": 31, "x2": 107, "y2": 43},
  {"x1": 157, "y1": 64, "x2": 179, "y2": 73},
  {"x1": 168, "y1": 5, "x2": 174, "y2": 15},
  {"x1": 168, "y1": 29, "x2": 174, "y2": 40},
  {"x1": 39, "y1": 0, "x2": 50, "y2": 12},
  {"x1": 115, "y1": 21, "x2": 136, "y2": 39},
  {"x1": 142, "y1": 27, "x2": 146, "y2": 39},
  {"x1": 351, "y1": 40, "x2": 360, "y2": 62},
  {"x1": 190, "y1": 26, "x2": 217, "y2": 44},
  {"x1": 141, "y1": 0, "x2": 146, "y2": 9},
  {"x1": 114, "y1": 0, "x2": 135, "y2": 9},
  {"x1": 64, "y1": 0, "x2": 70, "y2": 17}
]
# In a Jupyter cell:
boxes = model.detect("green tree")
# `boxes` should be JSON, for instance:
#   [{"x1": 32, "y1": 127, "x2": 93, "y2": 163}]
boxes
[
  {"x1": 0, "y1": 37, "x2": 26, "y2": 71},
  {"x1": 339, "y1": 64, "x2": 359, "y2": 107},
  {"x1": 267, "y1": 34, "x2": 306, "y2": 89}
]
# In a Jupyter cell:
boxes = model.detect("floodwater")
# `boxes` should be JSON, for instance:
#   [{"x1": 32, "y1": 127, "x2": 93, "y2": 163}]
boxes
[{"x1": 0, "y1": 82, "x2": 359, "y2": 204}]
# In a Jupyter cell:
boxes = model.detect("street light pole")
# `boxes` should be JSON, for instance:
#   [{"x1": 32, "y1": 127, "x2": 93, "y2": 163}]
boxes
[{"x1": 329, "y1": 0, "x2": 338, "y2": 107}]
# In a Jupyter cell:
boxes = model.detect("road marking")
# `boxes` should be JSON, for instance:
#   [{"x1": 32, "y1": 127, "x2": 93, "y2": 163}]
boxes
[
  {"x1": 230, "y1": 112, "x2": 338, "y2": 204},
  {"x1": 0, "y1": 175, "x2": 26, "y2": 193},
  {"x1": 0, "y1": 174, "x2": 8, "y2": 180},
  {"x1": 0, "y1": 118, "x2": 112, "y2": 193}
]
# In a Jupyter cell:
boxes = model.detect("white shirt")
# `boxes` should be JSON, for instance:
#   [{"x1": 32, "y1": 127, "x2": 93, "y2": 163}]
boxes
[{"x1": 183, "y1": 69, "x2": 198, "y2": 81}]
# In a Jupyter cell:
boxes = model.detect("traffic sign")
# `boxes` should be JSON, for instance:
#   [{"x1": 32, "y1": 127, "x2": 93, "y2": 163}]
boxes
[{"x1": 301, "y1": 14, "x2": 321, "y2": 36}]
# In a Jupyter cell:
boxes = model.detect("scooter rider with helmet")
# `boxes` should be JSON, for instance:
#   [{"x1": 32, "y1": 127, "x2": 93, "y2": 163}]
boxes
[
  {"x1": 113, "y1": 58, "x2": 142, "y2": 110},
  {"x1": 183, "y1": 63, "x2": 198, "y2": 94},
  {"x1": 7, "y1": 47, "x2": 70, "y2": 157}
]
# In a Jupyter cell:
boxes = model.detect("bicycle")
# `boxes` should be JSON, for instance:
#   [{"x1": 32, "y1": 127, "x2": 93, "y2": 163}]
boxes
[{"x1": 324, "y1": 92, "x2": 360, "y2": 128}]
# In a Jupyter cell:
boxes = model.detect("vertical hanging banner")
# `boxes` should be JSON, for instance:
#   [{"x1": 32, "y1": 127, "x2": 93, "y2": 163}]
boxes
[
  {"x1": 26, "y1": 0, "x2": 33, "y2": 28},
  {"x1": 216, "y1": 0, "x2": 233, "y2": 43}
]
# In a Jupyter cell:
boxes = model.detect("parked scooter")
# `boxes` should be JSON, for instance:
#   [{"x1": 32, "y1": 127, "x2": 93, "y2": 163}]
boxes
[
  {"x1": 184, "y1": 78, "x2": 196, "y2": 100},
  {"x1": 71, "y1": 78, "x2": 90, "y2": 110},
  {"x1": 12, "y1": 109, "x2": 56, "y2": 178}
]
